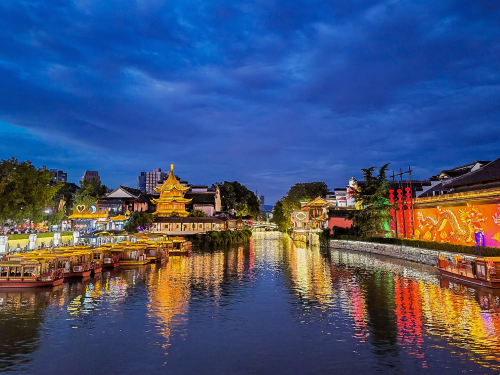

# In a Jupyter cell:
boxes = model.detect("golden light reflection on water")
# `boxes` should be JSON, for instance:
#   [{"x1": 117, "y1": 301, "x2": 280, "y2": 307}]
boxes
[
  {"x1": 280, "y1": 236, "x2": 500, "y2": 371},
  {"x1": 146, "y1": 257, "x2": 191, "y2": 349}
]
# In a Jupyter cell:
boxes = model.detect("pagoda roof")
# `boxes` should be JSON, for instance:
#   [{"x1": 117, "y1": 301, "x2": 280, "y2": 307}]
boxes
[
  {"x1": 151, "y1": 196, "x2": 192, "y2": 204},
  {"x1": 154, "y1": 164, "x2": 190, "y2": 193}
]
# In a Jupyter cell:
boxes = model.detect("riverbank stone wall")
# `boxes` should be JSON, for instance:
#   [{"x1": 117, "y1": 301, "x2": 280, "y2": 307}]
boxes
[{"x1": 330, "y1": 239, "x2": 439, "y2": 266}]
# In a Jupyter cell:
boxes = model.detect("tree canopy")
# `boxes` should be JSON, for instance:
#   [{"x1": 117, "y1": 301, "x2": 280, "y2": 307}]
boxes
[
  {"x1": 124, "y1": 212, "x2": 154, "y2": 232},
  {"x1": 271, "y1": 201, "x2": 289, "y2": 231},
  {"x1": 0, "y1": 158, "x2": 61, "y2": 224},
  {"x1": 52, "y1": 183, "x2": 76, "y2": 215},
  {"x1": 212, "y1": 181, "x2": 260, "y2": 217},
  {"x1": 74, "y1": 178, "x2": 108, "y2": 208},
  {"x1": 189, "y1": 209, "x2": 207, "y2": 217},
  {"x1": 347, "y1": 164, "x2": 391, "y2": 238}
]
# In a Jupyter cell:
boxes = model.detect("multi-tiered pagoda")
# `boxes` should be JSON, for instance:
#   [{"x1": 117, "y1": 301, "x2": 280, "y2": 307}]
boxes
[{"x1": 152, "y1": 164, "x2": 192, "y2": 217}]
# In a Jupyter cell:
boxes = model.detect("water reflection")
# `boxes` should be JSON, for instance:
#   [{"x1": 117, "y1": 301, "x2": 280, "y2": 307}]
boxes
[
  {"x1": 280, "y1": 235, "x2": 500, "y2": 372},
  {"x1": 0, "y1": 288, "x2": 63, "y2": 371},
  {"x1": 146, "y1": 258, "x2": 190, "y2": 348},
  {"x1": 4, "y1": 233, "x2": 500, "y2": 374}
]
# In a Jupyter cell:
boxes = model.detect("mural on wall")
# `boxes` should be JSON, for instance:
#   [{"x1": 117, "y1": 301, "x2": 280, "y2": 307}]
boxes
[{"x1": 414, "y1": 203, "x2": 500, "y2": 247}]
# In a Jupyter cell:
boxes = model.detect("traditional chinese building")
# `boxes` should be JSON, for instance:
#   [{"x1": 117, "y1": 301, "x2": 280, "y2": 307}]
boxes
[
  {"x1": 413, "y1": 158, "x2": 500, "y2": 247},
  {"x1": 152, "y1": 164, "x2": 191, "y2": 217},
  {"x1": 291, "y1": 197, "x2": 332, "y2": 243}
]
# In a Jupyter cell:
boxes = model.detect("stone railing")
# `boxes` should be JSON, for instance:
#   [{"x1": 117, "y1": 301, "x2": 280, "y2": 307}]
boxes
[{"x1": 330, "y1": 239, "x2": 439, "y2": 266}]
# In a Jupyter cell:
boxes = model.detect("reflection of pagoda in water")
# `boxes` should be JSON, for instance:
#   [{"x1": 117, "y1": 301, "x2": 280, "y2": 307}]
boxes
[
  {"x1": 146, "y1": 257, "x2": 191, "y2": 347},
  {"x1": 146, "y1": 245, "x2": 254, "y2": 349}
]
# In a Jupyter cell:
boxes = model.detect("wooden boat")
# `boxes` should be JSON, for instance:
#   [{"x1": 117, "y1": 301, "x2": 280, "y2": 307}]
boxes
[
  {"x1": 117, "y1": 244, "x2": 150, "y2": 266},
  {"x1": 90, "y1": 248, "x2": 104, "y2": 274},
  {"x1": 169, "y1": 237, "x2": 191, "y2": 256},
  {"x1": 101, "y1": 248, "x2": 121, "y2": 268},
  {"x1": 143, "y1": 242, "x2": 169, "y2": 264},
  {"x1": 436, "y1": 253, "x2": 500, "y2": 288},
  {"x1": 0, "y1": 257, "x2": 64, "y2": 288},
  {"x1": 57, "y1": 251, "x2": 92, "y2": 278}
]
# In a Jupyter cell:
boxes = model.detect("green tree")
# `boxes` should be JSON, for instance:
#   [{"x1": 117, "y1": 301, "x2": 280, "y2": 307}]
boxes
[
  {"x1": 0, "y1": 158, "x2": 61, "y2": 224},
  {"x1": 52, "y1": 183, "x2": 75, "y2": 215},
  {"x1": 75, "y1": 179, "x2": 107, "y2": 208},
  {"x1": 271, "y1": 201, "x2": 289, "y2": 232},
  {"x1": 212, "y1": 181, "x2": 260, "y2": 217},
  {"x1": 347, "y1": 164, "x2": 391, "y2": 238},
  {"x1": 124, "y1": 212, "x2": 154, "y2": 233},
  {"x1": 189, "y1": 209, "x2": 207, "y2": 217}
]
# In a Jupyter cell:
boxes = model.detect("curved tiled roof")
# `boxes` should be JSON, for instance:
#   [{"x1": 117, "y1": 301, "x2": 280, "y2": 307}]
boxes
[{"x1": 443, "y1": 158, "x2": 500, "y2": 188}]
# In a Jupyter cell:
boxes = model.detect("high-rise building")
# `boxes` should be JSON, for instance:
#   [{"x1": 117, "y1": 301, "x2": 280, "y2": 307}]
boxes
[
  {"x1": 257, "y1": 195, "x2": 265, "y2": 214},
  {"x1": 81, "y1": 170, "x2": 100, "y2": 182},
  {"x1": 50, "y1": 169, "x2": 67, "y2": 183},
  {"x1": 138, "y1": 168, "x2": 167, "y2": 194}
]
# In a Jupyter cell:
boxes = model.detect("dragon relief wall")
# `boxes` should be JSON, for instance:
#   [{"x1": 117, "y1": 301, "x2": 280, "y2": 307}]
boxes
[{"x1": 414, "y1": 203, "x2": 500, "y2": 247}]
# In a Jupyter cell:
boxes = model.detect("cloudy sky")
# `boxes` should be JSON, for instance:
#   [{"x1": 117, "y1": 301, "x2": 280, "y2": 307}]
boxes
[{"x1": 0, "y1": 0, "x2": 499, "y2": 204}]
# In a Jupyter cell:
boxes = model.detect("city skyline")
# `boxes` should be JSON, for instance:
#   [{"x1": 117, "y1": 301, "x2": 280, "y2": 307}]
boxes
[{"x1": 0, "y1": 1, "x2": 499, "y2": 204}]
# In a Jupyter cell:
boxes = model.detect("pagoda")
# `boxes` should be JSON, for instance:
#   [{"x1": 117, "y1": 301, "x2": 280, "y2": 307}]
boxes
[{"x1": 152, "y1": 164, "x2": 192, "y2": 217}]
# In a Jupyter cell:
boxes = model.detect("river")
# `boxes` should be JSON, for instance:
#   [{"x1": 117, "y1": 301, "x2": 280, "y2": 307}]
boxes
[{"x1": 1, "y1": 232, "x2": 500, "y2": 374}]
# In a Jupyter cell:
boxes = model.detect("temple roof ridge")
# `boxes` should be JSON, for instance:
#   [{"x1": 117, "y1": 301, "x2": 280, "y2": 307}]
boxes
[{"x1": 154, "y1": 164, "x2": 190, "y2": 193}]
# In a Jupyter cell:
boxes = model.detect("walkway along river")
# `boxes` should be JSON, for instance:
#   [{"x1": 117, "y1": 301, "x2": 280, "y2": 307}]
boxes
[{"x1": 2, "y1": 233, "x2": 500, "y2": 374}]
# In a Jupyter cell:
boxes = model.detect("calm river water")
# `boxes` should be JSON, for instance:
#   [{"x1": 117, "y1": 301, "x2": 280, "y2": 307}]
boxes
[{"x1": 2, "y1": 233, "x2": 500, "y2": 374}]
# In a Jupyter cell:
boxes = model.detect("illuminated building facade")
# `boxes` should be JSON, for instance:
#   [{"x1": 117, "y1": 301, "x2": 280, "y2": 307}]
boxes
[
  {"x1": 413, "y1": 158, "x2": 500, "y2": 247},
  {"x1": 152, "y1": 165, "x2": 191, "y2": 217}
]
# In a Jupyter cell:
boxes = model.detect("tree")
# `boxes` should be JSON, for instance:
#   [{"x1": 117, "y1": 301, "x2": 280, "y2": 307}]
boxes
[
  {"x1": 212, "y1": 181, "x2": 260, "y2": 217},
  {"x1": 52, "y1": 183, "x2": 76, "y2": 215},
  {"x1": 347, "y1": 164, "x2": 391, "y2": 238},
  {"x1": 74, "y1": 179, "x2": 107, "y2": 208},
  {"x1": 124, "y1": 212, "x2": 154, "y2": 233},
  {"x1": 271, "y1": 201, "x2": 289, "y2": 232},
  {"x1": 189, "y1": 209, "x2": 207, "y2": 217},
  {"x1": 274, "y1": 182, "x2": 329, "y2": 231},
  {"x1": 0, "y1": 158, "x2": 61, "y2": 224}
]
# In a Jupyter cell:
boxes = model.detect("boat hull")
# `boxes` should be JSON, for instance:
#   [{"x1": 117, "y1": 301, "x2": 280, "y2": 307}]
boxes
[
  {"x1": 102, "y1": 263, "x2": 120, "y2": 268},
  {"x1": 119, "y1": 261, "x2": 150, "y2": 266},
  {"x1": 0, "y1": 278, "x2": 64, "y2": 288},
  {"x1": 169, "y1": 251, "x2": 190, "y2": 256},
  {"x1": 437, "y1": 267, "x2": 500, "y2": 288},
  {"x1": 64, "y1": 270, "x2": 92, "y2": 278}
]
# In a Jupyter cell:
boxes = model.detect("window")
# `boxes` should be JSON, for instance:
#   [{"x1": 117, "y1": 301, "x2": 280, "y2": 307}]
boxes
[
  {"x1": 23, "y1": 267, "x2": 36, "y2": 278},
  {"x1": 477, "y1": 264, "x2": 486, "y2": 277},
  {"x1": 10, "y1": 267, "x2": 22, "y2": 278},
  {"x1": 0, "y1": 267, "x2": 8, "y2": 278}
]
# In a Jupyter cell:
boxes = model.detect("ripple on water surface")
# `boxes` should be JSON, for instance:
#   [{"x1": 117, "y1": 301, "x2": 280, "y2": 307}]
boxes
[{"x1": 1, "y1": 232, "x2": 500, "y2": 374}]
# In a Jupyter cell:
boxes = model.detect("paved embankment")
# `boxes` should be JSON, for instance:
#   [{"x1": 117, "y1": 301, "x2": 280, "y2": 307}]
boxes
[{"x1": 330, "y1": 239, "x2": 439, "y2": 266}]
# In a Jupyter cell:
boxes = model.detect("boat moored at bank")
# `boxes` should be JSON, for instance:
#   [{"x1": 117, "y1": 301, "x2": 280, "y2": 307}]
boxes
[
  {"x1": 437, "y1": 253, "x2": 500, "y2": 288},
  {"x1": 0, "y1": 257, "x2": 64, "y2": 288}
]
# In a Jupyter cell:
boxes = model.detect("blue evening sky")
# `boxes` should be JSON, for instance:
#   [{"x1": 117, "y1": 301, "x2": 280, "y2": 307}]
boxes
[{"x1": 0, "y1": 0, "x2": 499, "y2": 204}]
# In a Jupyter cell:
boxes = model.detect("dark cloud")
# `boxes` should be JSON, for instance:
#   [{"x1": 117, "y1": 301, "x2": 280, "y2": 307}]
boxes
[{"x1": 0, "y1": 0, "x2": 499, "y2": 203}]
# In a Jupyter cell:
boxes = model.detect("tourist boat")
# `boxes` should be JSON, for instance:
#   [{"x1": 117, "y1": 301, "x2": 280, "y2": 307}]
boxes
[
  {"x1": 436, "y1": 253, "x2": 500, "y2": 288},
  {"x1": 100, "y1": 247, "x2": 122, "y2": 268},
  {"x1": 90, "y1": 248, "x2": 104, "y2": 274},
  {"x1": 56, "y1": 247, "x2": 102, "y2": 275},
  {"x1": 117, "y1": 244, "x2": 150, "y2": 266},
  {"x1": 53, "y1": 251, "x2": 92, "y2": 278},
  {"x1": 0, "y1": 257, "x2": 64, "y2": 287},
  {"x1": 143, "y1": 242, "x2": 169, "y2": 264},
  {"x1": 169, "y1": 237, "x2": 191, "y2": 256}
]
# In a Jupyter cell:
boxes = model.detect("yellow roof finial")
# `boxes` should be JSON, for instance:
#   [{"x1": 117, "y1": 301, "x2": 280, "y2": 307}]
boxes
[{"x1": 171, "y1": 163, "x2": 174, "y2": 171}]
